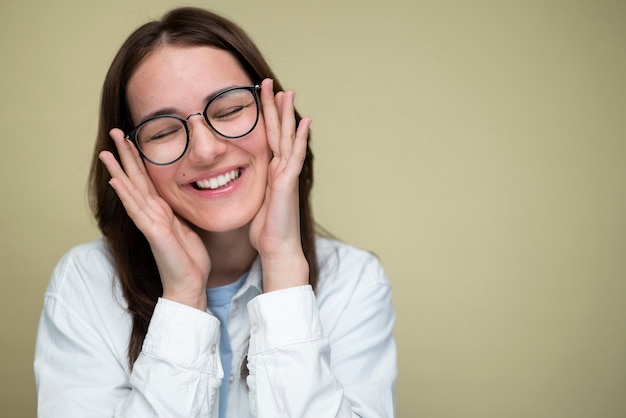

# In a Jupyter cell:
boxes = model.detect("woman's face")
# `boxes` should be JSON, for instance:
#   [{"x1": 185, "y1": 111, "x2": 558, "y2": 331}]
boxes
[{"x1": 126, "y1": 46, "x2": 271, "y2": 233}]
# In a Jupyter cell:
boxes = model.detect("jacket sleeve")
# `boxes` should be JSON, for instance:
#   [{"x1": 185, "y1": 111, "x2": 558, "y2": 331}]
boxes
[
  {"x1": 116, "y1": 299, "x2": 223, "y2": 417},
  {"x1": 35, "y1": 289, "x2": 223, "y2": 417},
  {"x1": 245, "y1": 255, "x2": 397, "y2": 417}
]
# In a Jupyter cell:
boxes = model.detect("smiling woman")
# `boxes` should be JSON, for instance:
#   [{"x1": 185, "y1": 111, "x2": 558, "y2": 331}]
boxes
[
  {"x1": 33, "y1": 6, "x2": 396, "y2": 418},
  {"x1": 122, "y1": 46, "x2": 274, "y2": 239}
]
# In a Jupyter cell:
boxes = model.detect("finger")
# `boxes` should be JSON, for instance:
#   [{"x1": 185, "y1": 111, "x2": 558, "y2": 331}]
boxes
[
  {"x1": 278, "y1": 90, "x2": 296, "y2": 158},
  {"x1": 98, "y1": 149, "x2": 148, "y2": 209},
  {"x1": 109, "y1": 128, "x2": 158, "y2": 195},
  {"x1": 286, "y1": 116, "x2": 311, "y2": 175},
  {"x1": 267, "y1": 117, "x2": 310, "y2": 192},
  {"x1": 99, "y1": 131, "x2": 157, "y2": 223},
  {"x1": 110, "y1": 128, "x2": 140, "y2": 169},
  {"x1": 274, "y1": 91, "x2": 284, "y2": 125},
  {"x1": 98, "y1": 149, "x2": 125, "y2": 182},
  {"x1": 99, "y1": 150, "x2": 151, "y2": 226},
  {"x1": 260, "y1": 78, "x2": 282, "y2": 155},
  {"x1": 99, "y1": 149, "x2": 174, "y2": 241},
  {"x1": 99, "y1": 148, "x2": 137, "y2": 197}
]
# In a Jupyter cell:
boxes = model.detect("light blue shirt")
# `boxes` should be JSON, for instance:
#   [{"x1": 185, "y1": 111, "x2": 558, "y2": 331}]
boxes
[{"x1": 206, "y1": 273, "x2": 247, "y2": 418}]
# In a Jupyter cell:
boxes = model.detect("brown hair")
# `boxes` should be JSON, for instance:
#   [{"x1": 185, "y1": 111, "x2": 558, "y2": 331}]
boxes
[{"x1": 88, "y1": 7, "x2": 317, "y2": 368}]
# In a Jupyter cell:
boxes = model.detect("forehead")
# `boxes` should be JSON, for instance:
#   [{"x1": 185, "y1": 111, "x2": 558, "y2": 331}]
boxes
[{"x1": 126, "y1": 46, "x2": 251, "y2": 121}]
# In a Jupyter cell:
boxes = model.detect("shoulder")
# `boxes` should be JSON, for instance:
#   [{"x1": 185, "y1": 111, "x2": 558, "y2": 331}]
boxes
[
  {"x1": 51, "y1": 238, "x2": 112, "y2": 272},
  {"x1": 315, "y1": 236, "x2": 388, "y2": 289},
  {"x1": 38, "y1": 239, "x2": 132, "y2": 374},
  {"x1": 314, "y1": 236, "x2": 391, "y2": 307},
  {"x1": 43, "y1": 238, "x2": 129, "y2": 328},
  {"x1": 46, "y1": 239, "x2": 118, "y2": 296},
  {"x1": 313, "y1": 237, "x2": 394, "y2": 339}
]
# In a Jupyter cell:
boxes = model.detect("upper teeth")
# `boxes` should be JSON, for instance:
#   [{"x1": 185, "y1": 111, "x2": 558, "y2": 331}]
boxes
[{"x1": 195, "y1": 169, "x2": 240, "y2": 190}]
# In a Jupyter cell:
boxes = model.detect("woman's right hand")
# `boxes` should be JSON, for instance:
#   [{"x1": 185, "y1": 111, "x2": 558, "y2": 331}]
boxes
[{"x1": 99, "y1": 128, "x2": 210, "y2": 311}]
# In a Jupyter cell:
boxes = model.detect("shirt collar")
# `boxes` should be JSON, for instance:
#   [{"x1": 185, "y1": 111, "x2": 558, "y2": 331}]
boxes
[{"x1": 234, "y1": 255, "x2": 263, "y2": 301}]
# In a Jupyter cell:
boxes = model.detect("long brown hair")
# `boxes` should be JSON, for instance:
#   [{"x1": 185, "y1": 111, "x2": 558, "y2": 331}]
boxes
[{"x1": 88, "y1": 7, "x2": 318, "y2": 368}]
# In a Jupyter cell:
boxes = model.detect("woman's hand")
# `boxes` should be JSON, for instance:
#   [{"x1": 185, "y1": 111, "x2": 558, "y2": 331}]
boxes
[
  {"x1": 249, "y1": 78, "x2": 311, "y2": 292},
  {"x1": 99, "y1": 129, "x2": 210, "y2": 311}
]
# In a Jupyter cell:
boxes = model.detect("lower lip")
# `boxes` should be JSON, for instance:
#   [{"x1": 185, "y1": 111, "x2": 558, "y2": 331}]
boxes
[{"x1": 189, "y1": 169, "x2": 245, "y2": 197}]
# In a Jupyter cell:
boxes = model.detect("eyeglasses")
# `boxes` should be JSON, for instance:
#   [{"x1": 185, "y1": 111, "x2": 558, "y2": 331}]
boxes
[{"x1": 125, "y1": 85, "x2": 261, "y2": 165}]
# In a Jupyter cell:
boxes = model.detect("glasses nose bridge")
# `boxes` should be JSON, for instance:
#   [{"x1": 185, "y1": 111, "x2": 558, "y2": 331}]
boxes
[
  {"x1": 185, "y1": 111, "x2": 204, "y2": 122},
  {"x1": 184, "y1": 111, "x2": 213, "y2": 139}
]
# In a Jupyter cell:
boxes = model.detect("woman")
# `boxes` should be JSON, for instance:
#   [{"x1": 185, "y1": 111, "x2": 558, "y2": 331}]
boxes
[{"x1": 35, "y1": 7, "x2": 396, "y2": 417}]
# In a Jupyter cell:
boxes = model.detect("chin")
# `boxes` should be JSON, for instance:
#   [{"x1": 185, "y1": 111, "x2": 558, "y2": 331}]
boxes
[{"x1": 189, "y1": 212, "x2": 255, "y2": 235}]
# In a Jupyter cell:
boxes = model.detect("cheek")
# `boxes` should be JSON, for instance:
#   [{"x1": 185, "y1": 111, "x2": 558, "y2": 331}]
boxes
[
  {"x1": 145, "y1": 164, "x2": 179, "y2": 197},
  {"x1": 252, "y1": 122, "x2": 272, "y2": 161},
  {"x1": 237, "y1": 121, "x2": 272, "y2": 165},
  {"x1": 257, "y1": 142, "x2": 272, "y2": 176}
]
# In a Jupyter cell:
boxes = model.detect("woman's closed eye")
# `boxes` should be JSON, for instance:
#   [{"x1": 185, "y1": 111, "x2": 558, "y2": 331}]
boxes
[
  {"x1": 211, "y1": 105, "x2": 247, "y2": 121},
  {"x1": 142, "y1": 122, "x2": 184, "y2": 142}
]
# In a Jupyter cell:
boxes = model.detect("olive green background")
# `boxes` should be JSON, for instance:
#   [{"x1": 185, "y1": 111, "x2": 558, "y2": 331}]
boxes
[{"x1": 1, "y1": 0, "x2": 625, "y2": 417}]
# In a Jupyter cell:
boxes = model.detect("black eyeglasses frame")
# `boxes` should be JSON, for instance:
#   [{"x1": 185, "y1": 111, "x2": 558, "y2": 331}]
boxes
[{"x1": 124, "y1": 84, "x2": 261, "y2": 166}]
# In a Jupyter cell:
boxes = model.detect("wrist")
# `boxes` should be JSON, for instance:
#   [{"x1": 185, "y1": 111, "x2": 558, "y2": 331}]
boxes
[
  {"x1": 162, "y1": 288, "x2": 207, "y2": 311},
  {"x1": 261, "y1": 251, "x2": 309, "y2": 293}
]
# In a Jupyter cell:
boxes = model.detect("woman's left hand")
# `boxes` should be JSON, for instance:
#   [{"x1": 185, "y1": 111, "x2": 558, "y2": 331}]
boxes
[{"x1": 249, "y1": 78, "x2": 311, "y2": 292}]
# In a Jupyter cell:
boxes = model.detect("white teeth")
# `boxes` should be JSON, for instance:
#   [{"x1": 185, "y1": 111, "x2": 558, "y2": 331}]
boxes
[{"x1": 195, "y1": 169, "x2": 240, "y2": 190}]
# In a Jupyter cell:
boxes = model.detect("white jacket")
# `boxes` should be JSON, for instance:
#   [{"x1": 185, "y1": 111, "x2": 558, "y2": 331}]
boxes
[{"x1": 35, "y1": 237, "x2": 396, "y2": 417}]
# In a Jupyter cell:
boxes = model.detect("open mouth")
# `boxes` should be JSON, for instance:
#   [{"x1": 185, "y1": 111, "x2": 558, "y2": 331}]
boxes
[{"x1": 193, "y1": 168, "x2": 241, "y2": 190}]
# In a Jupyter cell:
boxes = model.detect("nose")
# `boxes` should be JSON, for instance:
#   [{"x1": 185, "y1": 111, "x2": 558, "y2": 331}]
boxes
[{"x1": 185, "y1": 113, "x2": 228, "y2": 164}]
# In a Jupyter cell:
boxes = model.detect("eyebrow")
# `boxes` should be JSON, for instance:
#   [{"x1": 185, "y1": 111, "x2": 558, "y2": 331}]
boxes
[{"x1": 134, "y1": 84, "x2": 246, "y2": 125}]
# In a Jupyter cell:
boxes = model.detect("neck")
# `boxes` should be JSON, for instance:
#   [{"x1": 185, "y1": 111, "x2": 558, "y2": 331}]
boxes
[{"x1": 198, "y1": 225, "x2": 257, "y2": 288}]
